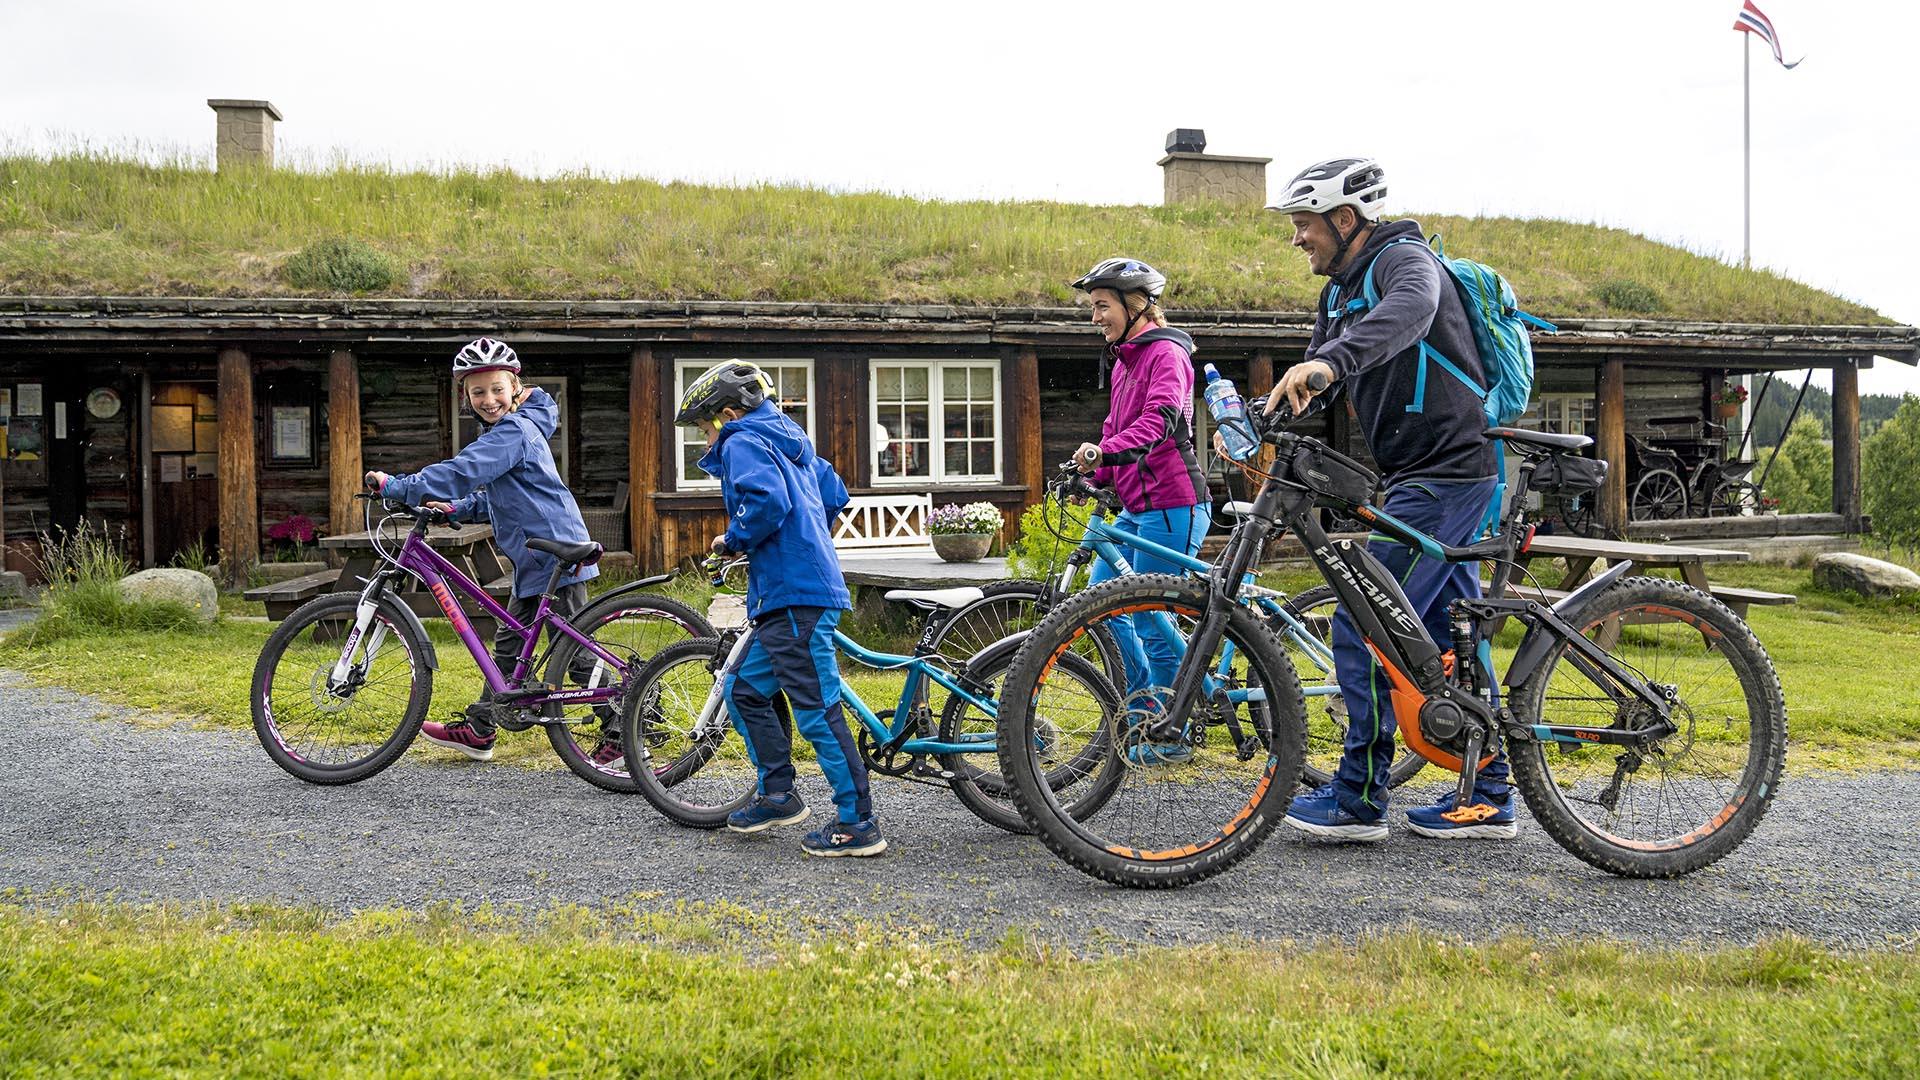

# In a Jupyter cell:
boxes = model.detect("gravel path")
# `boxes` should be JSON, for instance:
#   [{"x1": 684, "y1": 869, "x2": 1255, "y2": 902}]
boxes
[{"x1": 3, "y1": 669, "x2": 1916, "y2": 949}]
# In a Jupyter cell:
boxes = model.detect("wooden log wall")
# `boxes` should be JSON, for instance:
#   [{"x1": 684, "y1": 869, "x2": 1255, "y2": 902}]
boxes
[
  {"x1": 361, "y1": 359, "x2": 453, "y2": 474},
  {"x1": 216, "y1": 348, "x2": 259, "y2": 571},
  {"x1": 328, "y1": 352, "x2": 362, "y2": 537}
]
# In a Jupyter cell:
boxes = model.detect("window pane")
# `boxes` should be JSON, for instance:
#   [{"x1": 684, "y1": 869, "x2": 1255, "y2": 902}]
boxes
[
  {"x1": 905, "y1": 367, "x2": 928, "y2": 399},
  {"x1": 972, "y1": 443, "x2": 994, "y2": 475},
  {"x1": 970, "y1": 405, "x2": 992, "y2": 438},
  {"x1": 946, "y1": 443, "x2": 968, "y2": 475},
  {"x1": 877, "y1": 366, "x2": 900, "y2": 401},
  {"x1": 905, "y1": 406, "x2": 928, "y2": 440},
  {"x1": 905, "y1": 441, "x2": 930, "y2": 477},
  {"x1": 682, "y1": 442, "x2": 704, "y2": 482},
  {"x1": 785, "y1": 404, "x2": 808, "y2": 429},
  {"x1": 971, "y1": 366, "x2": 991, "y2": 398},
  {"x1": 680, "y1": 364, "x2": 713, "y2": 397},
  {"x1": 943, "y1": 366, "x2": 966, "y2": 397},
  {"x1": 944, "y1": 406, "x2": 966, "y2": 440}
]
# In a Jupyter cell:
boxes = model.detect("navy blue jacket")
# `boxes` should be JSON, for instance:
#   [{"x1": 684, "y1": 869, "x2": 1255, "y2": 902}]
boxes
[
  {"x1": 383, "y1": 388, "x2": 598, "y2": 598},
  {"x1": 1309, "y1": 219, "x2": 1497, "y2": 486},
  {"x1": 699, "y1": 400, "x2": 851, "y2": 618}
]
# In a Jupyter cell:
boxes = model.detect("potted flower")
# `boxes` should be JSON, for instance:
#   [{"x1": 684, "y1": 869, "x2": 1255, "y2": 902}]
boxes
[
  {"x1": 928, "y1": 501, "x2": 1003, "y2": 563},
  {"x1": 259, "y1": 514, "x2": 326, "y2": 582},
  {"x1": 1714, "y1": 380, "x2": 1748, "y2": 420}
]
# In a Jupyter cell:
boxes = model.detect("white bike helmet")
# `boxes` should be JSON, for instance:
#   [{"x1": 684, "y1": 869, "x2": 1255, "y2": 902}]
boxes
[
  {"x1": 452, "y1": 337, "x2": 521, "y2": 378},
  {"x1": 1266, "y1": 158, "x2": 1388, "y2": 222}
]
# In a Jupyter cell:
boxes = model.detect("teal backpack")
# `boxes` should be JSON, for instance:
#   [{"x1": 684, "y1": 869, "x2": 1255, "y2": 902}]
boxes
[{"x1": 1324, "y1": 234, "x2": 1557, "y2": 532}]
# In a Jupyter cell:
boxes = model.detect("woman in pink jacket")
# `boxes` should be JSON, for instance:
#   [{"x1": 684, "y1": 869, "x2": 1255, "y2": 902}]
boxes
[{"x1": 1069, "y1": 258, "x2": 1211, "y2": 765}]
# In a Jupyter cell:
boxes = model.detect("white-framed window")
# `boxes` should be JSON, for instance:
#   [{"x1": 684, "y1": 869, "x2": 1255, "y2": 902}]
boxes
[
  {"x1": 869, "y1": 360, "x2": 1002, "y2": 485},
  {"x1": 675, "y1": 359, "x2": 815, "y2": 489},
  {"x1": 453, "y1": 376, "x2": 570, "y2": 484},
  {"x1": 1519, "y1": 393, "x2": 1596, "y2": 436}
]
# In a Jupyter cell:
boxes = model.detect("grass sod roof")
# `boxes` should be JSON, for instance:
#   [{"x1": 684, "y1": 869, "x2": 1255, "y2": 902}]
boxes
[{"x1": 0, "y1": 153, "x2": 1889, "y2": 326}]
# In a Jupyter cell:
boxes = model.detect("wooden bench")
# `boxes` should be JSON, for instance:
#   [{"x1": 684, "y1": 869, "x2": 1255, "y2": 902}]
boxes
[
  {"x1": 244, "y1": 570, "x2": 342, "y2": 621},
  {"x1": 832, "y1": 493, "x2": 935, "y2": 556},
  {"x1": 1503, "y1": 580, "x2": 1794, "y2": 619}
]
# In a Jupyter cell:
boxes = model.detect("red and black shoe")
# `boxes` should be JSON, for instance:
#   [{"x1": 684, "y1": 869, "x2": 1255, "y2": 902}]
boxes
[{"x1": 421, "y1": 718, "x2": 497, "y2": 762}]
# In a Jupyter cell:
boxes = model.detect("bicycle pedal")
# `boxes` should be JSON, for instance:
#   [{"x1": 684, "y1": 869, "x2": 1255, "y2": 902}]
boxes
[{"x1": 911, "y1": 762, "x2": 956, "y2": 781}]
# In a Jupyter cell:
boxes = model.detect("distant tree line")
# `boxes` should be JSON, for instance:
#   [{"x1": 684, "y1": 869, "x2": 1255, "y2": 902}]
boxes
[{"x1": 1746, "y1": 374, "x2": 1907, "y2": 447}]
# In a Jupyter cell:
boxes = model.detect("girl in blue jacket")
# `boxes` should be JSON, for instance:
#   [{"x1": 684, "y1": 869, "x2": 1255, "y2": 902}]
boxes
[
  {"x1": 677, "y1": 361, "x2": 884, "y2": 858},
  {"x1": 367, "y1": 338, "x2": 599, "y2": 763}
]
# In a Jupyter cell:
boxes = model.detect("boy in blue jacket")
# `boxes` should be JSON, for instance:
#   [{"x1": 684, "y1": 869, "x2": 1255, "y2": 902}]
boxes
[
  {"x1": 367, "y1": 338, "x2": 601, "y2": 763},
  {"x1": 677, "y1": 361, "x2": 883, "y2": 857}
]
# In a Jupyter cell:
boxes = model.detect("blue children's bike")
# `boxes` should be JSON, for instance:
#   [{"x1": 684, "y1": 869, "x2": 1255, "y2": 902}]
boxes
[{"x1": 618, "y1": 555, "x2": 1124, "y2": 834}]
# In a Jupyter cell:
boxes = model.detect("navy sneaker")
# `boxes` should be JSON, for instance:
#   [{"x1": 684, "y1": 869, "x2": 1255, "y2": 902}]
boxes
[
  {"x1": 801, "y1": 817, "x2": 887, "y2": 858},
  {"x1": 1284, "y1": 784, "x2": 1388, "y2": 842},
  {"x1": 726, "y1": 791, "x2": 810, "y2": 834},
  {"x1": 1405, "y1": 789, "x2": 1518, "y2": 840}
]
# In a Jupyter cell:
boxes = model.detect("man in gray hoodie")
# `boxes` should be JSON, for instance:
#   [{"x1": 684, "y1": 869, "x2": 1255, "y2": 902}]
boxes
[{"x1": 1260, "y1": 158, "x2": 1516, "y2": 843}]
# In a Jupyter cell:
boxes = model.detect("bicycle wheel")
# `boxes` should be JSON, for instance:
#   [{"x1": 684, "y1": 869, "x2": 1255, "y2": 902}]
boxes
[
  {"x1": 936, "y1": 637, "x2": 1122, "y2": 833},
  {"x1": 920, "y1": 579, "x2": 1123, "y2": 687},
  {"x1": 620, "y1": 637, "x2": 758, "y2": 828},
  {"x1": 544, "y1": 592, "x2": 714, "y2": 794},
  {"x1": 1508, "y1": 576, "x2": 1786, "y2": 878},
  {"x1": 996, "y1": 574, "x2": 1307, "y2": 889},
  {"x1": 1630, "y1": 469, "x2": 1688, "y2": 520},
  {"x1": 251, "y1": 591, "x2": 433, "y2": 785},
  {"x1": 1275, "y1": 585, "x2": 1426, "y2": 791}
]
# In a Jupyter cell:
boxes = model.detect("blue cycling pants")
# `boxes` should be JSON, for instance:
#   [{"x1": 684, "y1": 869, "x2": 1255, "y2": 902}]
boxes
[
  {"x1": 723, "y1": 605, "x2": 873, "y2": 823},
  {"x1": 1330, "y1": 478, "x2": 1510, "y2": 818},
  {"x1": 1087, "y1": 503, "x2": 1211, "y2": 702}
]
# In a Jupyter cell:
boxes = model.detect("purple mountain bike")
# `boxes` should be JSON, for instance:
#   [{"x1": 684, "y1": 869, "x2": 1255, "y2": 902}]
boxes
[{"x1": 250, "y1": 493, "x2": 711, "y2": 789}]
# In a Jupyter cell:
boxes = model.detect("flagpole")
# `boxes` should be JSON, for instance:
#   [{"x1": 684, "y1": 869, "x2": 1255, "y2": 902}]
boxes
[{"x1": 1743, "y1": 30, "x2": 1751, "y2": 269}]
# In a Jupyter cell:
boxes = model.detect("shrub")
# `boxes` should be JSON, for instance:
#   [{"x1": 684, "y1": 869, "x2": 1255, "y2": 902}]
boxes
[
  {"x1": 3, "y1": 522, "x2": 204, "y2": 648},
  {"x1": 281, "y1": 238, "x2": 397, "y2": 293},
  {"x1": 1756, "y1": 415, "x2": 1832, "y2": 515},
  {"x1": 1592, "y1": 278, "x2": 1663, "y2": 314},
  {"x1": 1864, "y1": 395, "x2": 1920, "y2": 554},
  {"x1": 1006, "y1": 498, "x2": 1102, "y2": 582}
]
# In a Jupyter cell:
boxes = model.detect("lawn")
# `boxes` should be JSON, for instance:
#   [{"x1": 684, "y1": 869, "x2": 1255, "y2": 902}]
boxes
[
  {"x1": 0, "y1": 152, "x2": 1886, "y2": 325},
  {"x1": 3, "y1": 561, "x2": 1915, "y2": 771},
  {"x1": 2, "y1": 902, "x2": 1915, "y2": 1078}
]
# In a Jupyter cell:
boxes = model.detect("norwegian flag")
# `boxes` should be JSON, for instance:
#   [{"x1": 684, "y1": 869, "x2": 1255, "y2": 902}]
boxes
[{"x1": 1733, "y1": 1, "x2": 1802, "y2": 69}]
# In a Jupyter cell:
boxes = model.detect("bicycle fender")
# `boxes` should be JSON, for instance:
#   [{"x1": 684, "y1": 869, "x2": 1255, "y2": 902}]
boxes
[
  {"x1": 380, "y1": 593, "x2": 440, "y2": 671},
  {"x1": 1502, "y1": 559, "x2": 1634, "y2": 691},
  {"x1": 580, "y1": 574, "x2": 676, "y2": 606}
]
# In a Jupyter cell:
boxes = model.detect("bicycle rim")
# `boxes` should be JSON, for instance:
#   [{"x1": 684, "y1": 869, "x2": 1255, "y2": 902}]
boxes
[
  {"x1": 253, "y1": 594, "x2": 430, "y2": 783},
  {"x1": 622, "y1": 638, "x2": 756, "y2": 827},
  {"x1": 546, "y1": 596, "x2": 712, "y2": 791},
  {"x1": 1511, "y1": 578, "x2": 1786, "y2": 877}
]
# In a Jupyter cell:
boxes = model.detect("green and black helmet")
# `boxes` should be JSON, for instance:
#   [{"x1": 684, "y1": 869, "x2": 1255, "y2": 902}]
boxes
[{"x1": 675, "y1": 361, "x2": 777, "y2": 426}]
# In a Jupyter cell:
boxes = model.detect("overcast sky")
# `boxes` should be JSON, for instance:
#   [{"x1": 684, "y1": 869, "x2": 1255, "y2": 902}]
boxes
[{"x1": 6, "y1": 0, "x2": 1916, "y2": 395}]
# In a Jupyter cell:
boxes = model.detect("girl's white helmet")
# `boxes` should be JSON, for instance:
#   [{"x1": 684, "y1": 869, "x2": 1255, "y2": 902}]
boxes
[
  {"x1": 452, "y1": 337, "x2": 520, "y2": 377},
  {"x1": 1266, "y1": 158, "x2": 1388, "y2": 221}
]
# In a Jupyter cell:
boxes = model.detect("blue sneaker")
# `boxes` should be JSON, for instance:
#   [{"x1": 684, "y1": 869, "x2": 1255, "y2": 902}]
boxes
[
  {"x1": 1284, "y1": 784, "x2": 1388, "y2": 842},
  {"x1": 1405, "y1": 789, "x2": 1518, "y2": 840},
  {"x1": 801, "y1": 817, "x2": 887, "y2": 858},
  {"x1": 1124, "y1": 740, "x2": 1193, "y2": 767},
  {"x1": 726, "y1": 791, "x2": 810, "y2": 834}
]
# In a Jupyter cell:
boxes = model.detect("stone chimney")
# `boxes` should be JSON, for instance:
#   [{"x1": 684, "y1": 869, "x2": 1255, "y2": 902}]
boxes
[
  {"x1": 1158, "y1": 128, "x2": 1271, "y2": 208},
  {"x1": 207, "y1": 99, "x2": 283, "y2": 172}
]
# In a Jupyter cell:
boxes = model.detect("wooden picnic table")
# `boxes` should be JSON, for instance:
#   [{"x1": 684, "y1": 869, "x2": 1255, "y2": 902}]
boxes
[
  {"x1": 246, "y1": 523, "x2": 515, "y2": 636},
  {"x1": 1513, "y1": 533, "x2": 1792, "y2": 618}
]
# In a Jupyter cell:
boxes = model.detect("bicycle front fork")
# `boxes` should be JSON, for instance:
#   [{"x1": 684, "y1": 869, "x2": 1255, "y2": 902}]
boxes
[{"x1": 328, "y1": 575, "x2": 395, "y2": 692}]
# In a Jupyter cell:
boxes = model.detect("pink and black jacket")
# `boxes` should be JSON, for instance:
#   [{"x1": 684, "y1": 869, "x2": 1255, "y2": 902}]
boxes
[{"x1": 1089, "y1": 327, "x2": 1208, "y2": 514}]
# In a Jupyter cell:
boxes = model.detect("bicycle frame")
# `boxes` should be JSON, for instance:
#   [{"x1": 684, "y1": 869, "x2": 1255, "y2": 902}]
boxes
[
  {"x1": 677, "y1": 623, "x2": 1005, "y2": 759},
  {"x1": 331, "y1": 514, "x2": 626, "y2": 711}
]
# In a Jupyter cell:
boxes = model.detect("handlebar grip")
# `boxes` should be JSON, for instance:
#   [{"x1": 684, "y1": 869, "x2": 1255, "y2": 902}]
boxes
[{"x1": 1306, "y1": 370, "x2": 1330, "y2": 392}]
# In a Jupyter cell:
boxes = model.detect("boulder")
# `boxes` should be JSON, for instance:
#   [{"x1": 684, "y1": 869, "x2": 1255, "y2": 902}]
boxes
[
  {"x1": 118, "y1": 568, "x2": 220, "y2": 622},
  {"x1": 1811, "y1": 552, "x2": 1920, "y2": 599}
]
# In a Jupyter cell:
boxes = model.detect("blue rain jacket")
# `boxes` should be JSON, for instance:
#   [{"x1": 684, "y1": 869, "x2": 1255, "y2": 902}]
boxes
[
  {"x1": 699, "y1": 400, "x2": 851, "y2": 618},
  {"x1": 382, "y1": 387, "x2": 598, "y2": 598}
]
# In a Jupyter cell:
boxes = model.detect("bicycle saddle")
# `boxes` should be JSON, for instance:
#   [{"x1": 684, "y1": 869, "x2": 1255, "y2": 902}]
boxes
[
  {"x1": 883, "y1": 587, "x2": 985, "y2": 609},
  {"x1": 1484, "y1": 427, "x2": 1592, "y2": 455},
  {"x1": 525, "y1": 537, "x2": 604, "y2": 566}
]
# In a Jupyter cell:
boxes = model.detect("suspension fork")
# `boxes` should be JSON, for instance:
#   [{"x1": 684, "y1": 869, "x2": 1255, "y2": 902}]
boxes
[
  {"x1": 1155, "y1": 494, "x2": 1278, "y2": 736},
  {"x1": 688, "y1": 627, "x2": 757, "y2": 740},
  {"x1": 328, "y1": 571, "x2": 399, "y2": 690}
]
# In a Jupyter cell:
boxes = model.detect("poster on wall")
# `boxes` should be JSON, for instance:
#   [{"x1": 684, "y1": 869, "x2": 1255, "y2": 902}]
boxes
[
  {"x1": 8, "y1": 418, "x2": 42, "y2": 459},
  {"x1": 270, "y1": 404, "x2": 314, "y2": 464},
  {"x1": 0, "y1": 388, "x2": 11, "y2": 420},
  {"x1": 16, "y1": 384, "x2": 42, "y2": 416},
  {"x1": 160, "y1": 456, "x2": 183, "y2": 483}
]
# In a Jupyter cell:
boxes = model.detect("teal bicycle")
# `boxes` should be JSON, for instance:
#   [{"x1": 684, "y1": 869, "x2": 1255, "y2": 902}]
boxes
[
  {"x1": 920, "y1": 462, "x2": 1426, "y2": 790},
  {"x1": 618, "y1": 556, "x2": 1124, "y2": 833}
]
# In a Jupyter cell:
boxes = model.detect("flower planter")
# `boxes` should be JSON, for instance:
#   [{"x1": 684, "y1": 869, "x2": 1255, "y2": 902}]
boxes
[
  {"x1": 1715, "y1": 401, "x2": 1741, "y2": 420},
  {"x1": 930, "y1": 533, "x2": 993, "y2": 563}
]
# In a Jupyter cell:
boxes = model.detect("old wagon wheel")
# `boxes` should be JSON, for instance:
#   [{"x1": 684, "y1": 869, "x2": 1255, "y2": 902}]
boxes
[
  {"x1": 1630, "y1": 469, "x2": 1689, "y2": 520},
  {"x1": 1709, "y1": 478, "x2": 1759, "y2": 517}
]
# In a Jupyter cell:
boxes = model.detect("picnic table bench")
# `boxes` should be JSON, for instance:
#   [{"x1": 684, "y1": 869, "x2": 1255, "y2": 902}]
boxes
[
  {"x1": 1511, "y1": 533, "x2": 1794, "y2": 618},
  {"x1": 244, "y1": 523, "x2": 515, "y2": 636}
]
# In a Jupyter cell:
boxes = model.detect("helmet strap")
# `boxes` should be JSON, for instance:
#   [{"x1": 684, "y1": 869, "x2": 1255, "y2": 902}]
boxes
[{"x1": 1323, "y1": 209, "x2": 1368, "y2": 273}]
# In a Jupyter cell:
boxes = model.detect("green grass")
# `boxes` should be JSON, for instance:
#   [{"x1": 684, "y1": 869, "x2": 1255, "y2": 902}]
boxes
[
  {"x1": 0, "y1": 152, "x2": 1886, "y2": 324},
  {"x1": 2, "y1": 902, "x2": 1915, "y2": 1078}
]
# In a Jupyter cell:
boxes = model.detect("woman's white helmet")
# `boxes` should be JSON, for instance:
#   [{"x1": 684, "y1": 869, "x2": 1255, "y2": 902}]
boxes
[
  {"x1": 452, "y1": 337, "x2": 520, "y2": 378},
  {"x1": 1266, "y1": 158, "x2": 1388, "y2": 221}
]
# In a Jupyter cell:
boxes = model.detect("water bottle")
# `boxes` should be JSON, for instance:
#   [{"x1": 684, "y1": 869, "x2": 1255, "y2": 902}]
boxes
[{"x1": 1203, "y1": 364, "x2": 1257, "y2": 461}]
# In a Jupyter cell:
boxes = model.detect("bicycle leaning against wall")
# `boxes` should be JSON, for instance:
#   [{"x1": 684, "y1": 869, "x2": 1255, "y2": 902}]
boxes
[
  {"x1": 994, "y1": 374, "x2": 1787, "y2": 889},
  {"x1": 250, "y1": 491, "x2": 712, "y2": 790}
]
